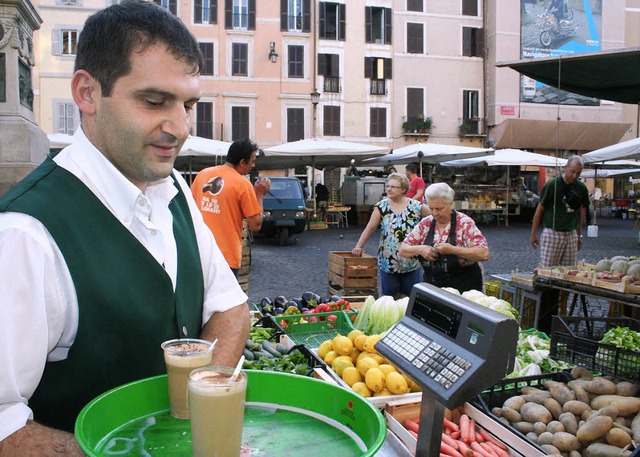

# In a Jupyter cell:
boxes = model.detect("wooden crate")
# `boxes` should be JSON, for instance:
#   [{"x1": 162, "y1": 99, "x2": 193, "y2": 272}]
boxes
[
  {"x1": 328, "y1": 251, "x2": 377, "y2": 296},
  {"x1": 591, "y1": 275, "x2": 640, "y2": 294}
]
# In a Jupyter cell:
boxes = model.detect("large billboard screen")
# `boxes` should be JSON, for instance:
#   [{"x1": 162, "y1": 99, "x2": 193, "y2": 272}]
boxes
[{"x1": 520, "y1": 0, "x2": 602, "y2": 105}]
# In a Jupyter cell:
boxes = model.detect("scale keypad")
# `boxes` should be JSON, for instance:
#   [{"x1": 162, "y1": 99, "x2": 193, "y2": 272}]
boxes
[{"x1": 384, "y1": 323, "x2": 472, "y2": 390}]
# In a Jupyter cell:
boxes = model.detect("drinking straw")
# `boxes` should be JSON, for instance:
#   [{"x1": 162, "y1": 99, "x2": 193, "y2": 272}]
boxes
[
  {"x1": 208, "y1": 338, "x2": 218, "y2": 351},
  {"x1": 231, "y1": 355, "x2": 245, "y2": 381}
]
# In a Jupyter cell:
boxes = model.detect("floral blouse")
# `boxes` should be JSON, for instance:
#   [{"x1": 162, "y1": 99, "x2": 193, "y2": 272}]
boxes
[
  {"x1": 375, "y1": 198, "x2": 424, "y2": 274},
  {"x1": 403, "y1": 211, "x2": 488, "y2": 267}
]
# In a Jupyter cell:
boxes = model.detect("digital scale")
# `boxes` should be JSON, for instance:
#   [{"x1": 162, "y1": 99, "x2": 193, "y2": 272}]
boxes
[{"x1": 376, "y1": 283, "x2": 519, "y2": 457}]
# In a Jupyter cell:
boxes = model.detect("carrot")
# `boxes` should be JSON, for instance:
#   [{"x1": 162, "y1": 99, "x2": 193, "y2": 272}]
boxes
[
  {"x1": 459, "y1": 414, "x2": 470, "y2": 443},
  {"x1": 480, "y1": 443, "x2": 499, "y2": 457},
  {"x1": 450, "y1": 431, "x2": 461, "y2": 440},
  {"x1": 469, "y1": 418, "x2": 477, "y2": 443},
  {"x1": 404, "y1": 419, "x2": 420, "y2": 434},
  {"x1": 443, "y1": 417, "x2": 459, "y2": 432},
  {"x1": 470, "y1": 442, "x2": 493, "y2": 457},
  {"x1": 484, "y1": 441, "x2": 510, "y2": 457},
  {"x1": 440, "y1": 442, "x2": 464, "y2": 457},
  {"x1": 457, "y1": 440, "x2": 473, "y2": 457},
  {"x1": 441, "y1": 433, "x2": 458, "y2": 450},
  {"x1": 477, "y1": 429, "x2": 507, "y2": 451}
]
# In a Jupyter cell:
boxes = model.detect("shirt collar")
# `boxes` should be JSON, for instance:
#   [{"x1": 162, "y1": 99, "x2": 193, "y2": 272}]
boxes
[{"x1": 63, "y1": 128, "x2": 178, "y2": 224}]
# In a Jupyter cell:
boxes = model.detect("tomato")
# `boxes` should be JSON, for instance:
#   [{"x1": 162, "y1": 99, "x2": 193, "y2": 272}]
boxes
[{"x1": 327, "y1": 315, "x2": 338, "y2": 322}]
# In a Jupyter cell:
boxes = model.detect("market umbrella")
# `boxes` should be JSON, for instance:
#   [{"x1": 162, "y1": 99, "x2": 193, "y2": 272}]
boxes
[
  {"x1": 174, "y1": 136, "x2": 232, "y2": 183},
  {"x1": 259, "y1": 138, "x2": 390, "y2": 213},
  {"x1": 581, "y1": 137, "x2": 640, "y2": 164},
  {"x1": 496, "y1": 47, "x2": 640, "y2": 104},
  {"x1": 441, "y1": 149, "x2": 567, "y2": 226},
  {"x1": 47, "y1": 133, "x2": 75, "y2": 149}
]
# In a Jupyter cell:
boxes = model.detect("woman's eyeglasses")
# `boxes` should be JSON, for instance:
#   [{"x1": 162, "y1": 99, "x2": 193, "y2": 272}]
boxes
[{"x1": 386, "y1": 185, "x2": 401, "y2": 189}]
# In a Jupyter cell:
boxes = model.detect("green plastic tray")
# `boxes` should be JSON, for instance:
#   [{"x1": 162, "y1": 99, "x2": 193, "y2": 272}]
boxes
[
  {"x1": 75, "y1": 370, "x2": 385, "y2": 456},
  {"x1": 273, "y1": 312, "x2": 355, "y2": 348}
]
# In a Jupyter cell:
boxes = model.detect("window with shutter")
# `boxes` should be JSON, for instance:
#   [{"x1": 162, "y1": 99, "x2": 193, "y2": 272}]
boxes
[
  {"x1": 288, "y1": 45, "x2": 304, "y2": 78},
  {"x1": 319, "y1": 2, "x2": 344, "y2": 40},
  {"x1": 365, "y1": 7, "x2": 391, "y2": 44},
  {"x1": 462, "y1": 0, "x2": 478, "y2": 16},
  {"x1": 407, "y1": 23, "x2": 424, "y2": 54},
  {"x1": 228, "y1": 0, "x2": 253, "y2": 30},
  {"x1": 462, "y1": 27, "x2": 484, "y2": 57},
  {"x1": 55, "y1": 101, "x2": 77, "y2": 134},
  {"x1": 199, "y1": 43, "x2": 214, "y2": 76},
  {"x1": 287, "y1": 108, "x2": 304, "y2": 142},
  {"x1": 406, "y1": 87, "x2": 424, "y2": 127},
  {"x1": 231, "y1": 106, "x2": 250, "y2": 140},
  {"x1": 195, "y1": 0, "x2": 217, "y2": 23},
  {"x1": 232, "y1": 43, "x2": 248, "y2": 76},
  {"x1": 323, "y1": 105, "x2": 340, "y2": 136},
  {"x1": 407, "y1": 0, "x2": 422, "y2": 12},
  {"x1": 196, "y1": 102, "x2": 214, "y2": 139},
  {"x1": 370, "y1": 108, "x2": 386, "y2": 137}
]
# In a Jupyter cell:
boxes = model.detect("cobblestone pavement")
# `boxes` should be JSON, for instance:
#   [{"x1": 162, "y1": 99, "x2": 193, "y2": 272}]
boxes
[{"x1": 247, "y1": 217, "x2": 639, "y2": 311}]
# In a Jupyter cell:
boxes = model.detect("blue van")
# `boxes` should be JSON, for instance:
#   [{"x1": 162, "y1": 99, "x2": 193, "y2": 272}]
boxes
[{"x1": 260, "y1": 177, "x2": 307, "y2": 245}]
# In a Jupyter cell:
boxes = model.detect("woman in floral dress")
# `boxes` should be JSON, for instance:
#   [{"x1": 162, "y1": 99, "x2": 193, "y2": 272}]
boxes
[{"x1": 352, "y1": 173, "x2": 430, "y2": 298}]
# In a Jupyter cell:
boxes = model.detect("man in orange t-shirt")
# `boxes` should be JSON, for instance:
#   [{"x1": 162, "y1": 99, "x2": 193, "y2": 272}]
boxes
[{"x1": 191, "y1": 139, "x2": 270, "y2": 276}]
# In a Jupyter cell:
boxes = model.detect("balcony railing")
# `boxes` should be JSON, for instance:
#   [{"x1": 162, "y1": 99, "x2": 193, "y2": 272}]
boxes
[
  {"x1": 459, "y1": 118, "x2": 485, "y2": 137},
  {"x1": 370, "y1": 79, "x2": 386, "y2": 95},
  {"x1": 323, "y1": 76, "x2": 341, "y2": 93}
]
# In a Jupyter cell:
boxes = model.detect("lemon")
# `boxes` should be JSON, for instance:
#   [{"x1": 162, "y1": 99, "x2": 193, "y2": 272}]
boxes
[
  {"x1": 351, "y1": 382, "x2": 372, "y2": 398},
  {"x1": 324, "y1": 350, "x2": 338, "y2": 366},
  {"x1": 363, "y1": 334, "x2": 382, "y2": 353},
  {"x1": 366, "y1": 353, "x2": 385, "y2": 365},
  {"x1": 347, "y1": 329, "x2": 364, "y2": 343},
  {"x1": 365, "y1": 367, "x2": 385, "y2": 393},
  {"x1": 349, "y1": 347, "x2": 361, "y2": 363},
  {"x1": 378, "y1": 364, "x2": 397, "y2": 376},
  {"x1": 374, "y1": 388, "x2": 392, "y2": 397},
  {"x1": 341, "y1": 366, "x2": 362, "y2": 386},
  {"x1": 354, "y1": 334, "x2": 368, "y2": 351},
  {"x1": 317, "y1": 340, "x2": 333, "y2": 360},
  {"x1": 332, "y1": 358, "x2": 354, "y2": 377},
  {"x1": 333, "y1": 335, "x2": 354, "y2": 356},
  {"x1": 356, "y1": 357, "x2": 379, "y2": 376},
  {"x1": 385, "y1": 372, "x2": 409, "y2": 395}
]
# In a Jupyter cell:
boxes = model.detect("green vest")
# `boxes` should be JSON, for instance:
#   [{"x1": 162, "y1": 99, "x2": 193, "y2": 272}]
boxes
[{"x1": 0, "y1": 157, "x2": 204, "y2": 431}]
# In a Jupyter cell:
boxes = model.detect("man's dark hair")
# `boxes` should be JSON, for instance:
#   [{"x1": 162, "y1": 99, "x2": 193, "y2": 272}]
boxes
[
  {"x1": 406, "y1": 163, "x2": 419, "y2": 174},
  {"x1": 75, "y1": 0, "x2": 203, "y2": 97},
  {"x1": 227, "y1": 138, "x2": 259, "y2": 166}
]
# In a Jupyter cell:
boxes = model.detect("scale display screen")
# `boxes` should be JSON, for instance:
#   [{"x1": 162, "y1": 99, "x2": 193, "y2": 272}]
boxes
[
  {"x1": 376, "y1": 283, "x2": 518, "y2": 409},
  {"x1": 411, "y1": 293, "x2": 462, "y2": 338}
]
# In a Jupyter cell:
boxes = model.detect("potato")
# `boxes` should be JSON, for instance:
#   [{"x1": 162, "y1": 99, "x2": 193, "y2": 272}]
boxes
[
  {"x1": 512, "y1": 421, "x2": 535, "y2": 434},
  {"x1": 585, "y1": 442, "x2": 632, "y2": 457},
  {"x1": 521, "y1": 386, "x2": 547, "y2": 395},
  {"x1": 534, "y1": 421, "x2": 548, "y2": 435},
  {"x1": 572, "y1": 385, "x2": 591, "y2": 404},
  {"x1": 615, "y1": 381, "x2": 639, "y2": 397},
  {"x1": 552, "y1": 431, "x2": 581, "y2": 452},
  {"x1": 591, "y1": 395, "x2": 640, "y2": 416},
  {"x1": 522, "y1": 391, "x2": 552, "y2": 404},
  {"x1": 606, "y1": 427, "x2": 632, "y2": 448},
  {"x1": 545, "y1": 381, "x2": 576, "y2": 405},
  {"x1": 563, "y1": 400, "x2": 591, "y2": 416},
  {"x1": 520, "y1": 402, "x2": 552, "y2": 424},
  {"x1": 577, "y1": 416, "x2": 614, "y2": 441},
  {"x1": 631, "y1": 412, "x2": 640, "y2": 443},
  {"x1": 585, "y1": 378, "x2": 617, "y2": 395},
  {"x1": 491, "y1": 407, "x2": 503, "y2": 417},
  {"x1": 547, "y1": 420, "x2": 565, "y2": 434},
  {"x1": 526, "y1": 431, "x2": 539, "y2": 442},
  {"x1": 587, "y1": 405, "x2": 618, "y2": 422},
  {"x1": 537, "y1": 431, "x2": 554, "y2": 445},
  {"x1": 569, "y1": 451, "x2": 582, "y2": 457},
  {"x1": 544, "y1": 398, "x2": 564, "y2": 420},
  {"x1": 571, "y1": 366, "x2": 594, "y2": 380},
  {"x1": 540, "y1": 444, "x2": 561, "y2": 455},
  {"x1": 503, "y1": 395, "x2": 526, "y2": 411},
  {"x1": 502, "y1": 406, "x2": 523, "y2": 423},
  {"x1": 559, "y1": 412, "x2": 578, "y2": 435}
]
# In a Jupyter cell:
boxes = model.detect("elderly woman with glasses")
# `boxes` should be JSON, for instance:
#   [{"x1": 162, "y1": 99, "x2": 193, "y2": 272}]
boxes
[
  {"x1": 352, "y1": 173, "x2": 430, "y2": 298},
  {"x1": 399, "y1": 182, "x2": 489, "y2": 293}
]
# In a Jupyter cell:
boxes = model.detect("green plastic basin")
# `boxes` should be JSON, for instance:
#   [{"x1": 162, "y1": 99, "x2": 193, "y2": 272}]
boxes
[{"x1": 75, "y1": 370, "x2": 386, "y2": 456}]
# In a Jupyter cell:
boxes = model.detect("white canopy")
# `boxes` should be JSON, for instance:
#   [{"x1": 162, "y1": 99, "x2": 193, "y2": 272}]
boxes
[
  {"x1": 581, "y1": 168, "x2": 640, "y2": 178},
  {"x1": 582, "y1": 137, "x2": 640, "y2": 163},
  {"x1": 47, "y1": 133, "x2": 75, "y2": 149},
  {"x1": 441, "y1": 148, "x2": 567, "y2": 168},
  {"x1": 259, "y1": 138, "x2": 389, "y2": 169},
  {"x1": 179, "y1": 136, "x2": 232, "y2": 157},
  {"x1": 364, "y1": 142, "x2": 494, "y2": 166}
]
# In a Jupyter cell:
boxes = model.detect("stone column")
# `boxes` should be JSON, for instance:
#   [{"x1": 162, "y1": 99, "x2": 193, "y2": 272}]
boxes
[{"x1": 0, "y1": 0, "x2": 46, "y2": 197}]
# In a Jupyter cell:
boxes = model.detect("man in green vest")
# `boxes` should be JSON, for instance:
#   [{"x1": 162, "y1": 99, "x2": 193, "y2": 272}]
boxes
[{"x1": 0, "y1": 1, "x2": 250, "y2": 454}]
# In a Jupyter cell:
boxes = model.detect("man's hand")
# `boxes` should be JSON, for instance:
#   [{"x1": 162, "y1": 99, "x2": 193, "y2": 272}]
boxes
[
  {"x1": 531, "y1": 234, "x2": 539, "y2": 248},
  {"x1": 0, "y1": 421, "x2": 85, "y2": 457},
  {"x1": 254, "y1": 178, "x2": 271, "y2": 198},
  {"x1": 577, "y1": 237, "x2": 583, "y2": 251}
]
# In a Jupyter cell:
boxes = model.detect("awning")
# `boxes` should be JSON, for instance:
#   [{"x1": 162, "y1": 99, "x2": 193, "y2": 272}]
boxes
[
  {"x1": 489, "y1": 118, "x2": 631, "y2": 151},
  {"x1": 496, "y1": 47, "x2": 640, "y2": 104}
]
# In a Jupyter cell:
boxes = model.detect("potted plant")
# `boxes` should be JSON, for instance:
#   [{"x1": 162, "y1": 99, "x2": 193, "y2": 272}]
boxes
[
  {"x1": 458, "y1": 121, "x2": 475, "y2": 137},
  {"x1": 416, "y1": 115, "x2": 433, "y2": 133},
  {"x1": 402, "y1": 120, "x2": 415, "y2": 133},
  {"x1": 307, "y1": 213, "x2": 327, "y2": 230}
]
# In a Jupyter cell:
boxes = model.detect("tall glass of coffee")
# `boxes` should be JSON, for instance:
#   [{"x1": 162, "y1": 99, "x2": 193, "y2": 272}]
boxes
[
  {"x1": 161, "y1": 338, "x2": 215, "y2": 419},
  {"x1": 188, "y1": 366, "x2": 247, "y2": 457}
]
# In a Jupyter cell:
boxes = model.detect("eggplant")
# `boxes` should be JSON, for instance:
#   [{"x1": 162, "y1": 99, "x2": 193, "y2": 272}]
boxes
[
  {"x1": 291, "y1": 298, "x2": 303, "y2": 307},
  {"x1": 273, "y1": 295, "x2": 287, "y2": 307},
  {"x1": 330, "y1": 295, "x2": 341, "y2": 302},
  {"x1": 273, "y1": 306, "x2": 285, "y2": 315},
  {"x1": 301, "y1": 291, "x2": 315, "y2": 306},
  {"x1": 261, "y1": 303, "x2": 273, "y2": 314},
  {"x1": 260, "y1": 296, "x2": 273, "y2": 307}
]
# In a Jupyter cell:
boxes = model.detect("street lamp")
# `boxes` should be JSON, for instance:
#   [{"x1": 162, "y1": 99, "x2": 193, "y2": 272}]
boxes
[
  {"x1": 268, "y1": 42, "x2": 278, "y2": 63},
  {"x1": 310, "y1": 89, "x2": 320, "y2": 138}
]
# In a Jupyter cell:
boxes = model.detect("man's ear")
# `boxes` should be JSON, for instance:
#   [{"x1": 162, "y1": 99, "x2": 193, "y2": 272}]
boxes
[{"x1": 71, "y1": 70, "x2": 100, "y2": 116}]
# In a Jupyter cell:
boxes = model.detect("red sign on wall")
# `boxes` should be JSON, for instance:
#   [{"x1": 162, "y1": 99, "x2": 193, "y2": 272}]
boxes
[{"x1": 500, "y1": 105, "x2": 515, "y2": 116}]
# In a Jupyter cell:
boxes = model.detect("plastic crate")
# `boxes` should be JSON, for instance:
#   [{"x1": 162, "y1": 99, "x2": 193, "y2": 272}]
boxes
[
  {"x1": 472, "y1": 372, "x2": 573, "y2": 454},
  {"x1": 484, "y1": 280, "x2": 502, "y2": 298},
  {"x1": 550, "y1": 316, "x2": 640, "y2": 383},
  {"x1": 272, "y1": 312, "x2": 355, "y2": 348},
  {"x1": 252, "y1": 315, "x2": 284, "y2": 341}
]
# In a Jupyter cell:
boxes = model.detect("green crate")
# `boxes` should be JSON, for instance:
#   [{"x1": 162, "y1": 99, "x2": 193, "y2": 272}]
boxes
[{"x1": 272, "y1": 312, "x2": 355, "y2": 348}]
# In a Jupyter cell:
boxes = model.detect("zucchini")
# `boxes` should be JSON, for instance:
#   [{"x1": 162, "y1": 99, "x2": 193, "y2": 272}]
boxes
[
  {"x1": 243, "y1": 348, "x2": 255, "y2": 361},
  {"x1": 258, "y1": 349, "x2": 275, "y2": 359},
  {"x1": 252, "y1": 350, "x2": 264, "y2": 360},
  {"x1": 261, "y1": 340, "x2": 281, "y2": 358},
  {"x1": 275, "y1": 343, "x2": 288, "y2": 355}
]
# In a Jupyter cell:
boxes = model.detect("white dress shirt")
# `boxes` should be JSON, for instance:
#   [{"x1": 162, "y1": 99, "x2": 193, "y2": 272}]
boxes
[{"x1": 0, "y1": 128, "x2": 247, "y2": 440}]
